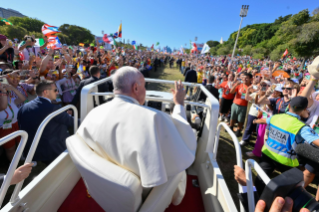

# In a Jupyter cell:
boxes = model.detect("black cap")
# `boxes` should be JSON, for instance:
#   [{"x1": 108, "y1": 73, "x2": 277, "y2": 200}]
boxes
[{"x1": 290, "y1": 96, "x2": 308, "y2": 112}]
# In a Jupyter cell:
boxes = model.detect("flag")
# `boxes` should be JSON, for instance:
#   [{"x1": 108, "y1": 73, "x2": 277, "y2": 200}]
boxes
[
  {"x1": 131, "y1": 41, "x2": 136, "y2": 45},
  {"x1": 112, "y1": 33, "x2": 118, "y2": 38},
  {"x1": 201, "y1": 43, "x2": 210, "y2": 54},
  {"x1": 34, "y1": 38, "x2": 45, "y2": 47},
  {"x1": 156, "y1": 42, "x2": 160, "y2": 46},
  {"x1": 42, "y1": 24, "x2": 60, "y2": 36},
  {"x1": 47, "y1": 36, "x2": 62, "y2": 49},
  {"x1": 151, "y1": 44, "x2": 154, "y2": 50},
  {"x1": 118, "y1": 23, "x2": 122, "y2": 38},
  {"x1": 180, "y1": 46, "x2": 184, "y2": 54},
  {"x1": 133, "y1": 44, "x2": 138, "y2": 50},
  {"x1": 1, "y1": 19, "x2": 12, "y2": 25},
  {"x1": 121, "y1": 49, "x2": 125, "y2": 56},
  {"x1": 79, "y1": 43, "x2": 84, "y2": 47},
  {"x1": 282, "y1": 49, "x2": 288, "y2": 58},
  {"x1": 103, "y1": 34, "x2": 116, "y2": 46},
  {"x1": 191, "y1": 42, "x2": 197, "y2": 54}
]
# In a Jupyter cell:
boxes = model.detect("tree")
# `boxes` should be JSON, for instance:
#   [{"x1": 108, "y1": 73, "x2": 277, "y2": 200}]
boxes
[
  {"x1": 206, "y1": 40, "x2": 220, "y2": 48},
  {"x1": 59, "y1": 24, "x2": 95, "y2": 45},
  {"x1": 7, "y1": 17, "x2": 45, "y2": 33},
  {"x1": 242, "y1": 45, "x2": 252, "y2": 55},
  {"x1": 217, "y1": 45, "x2": 231, "y2": 56},
  {"x1": 0, "y1": 25, "x2": 27, "y2": 40},
  {"x1": 209, "y1": 46, "x2": 218, "y2": 55}
]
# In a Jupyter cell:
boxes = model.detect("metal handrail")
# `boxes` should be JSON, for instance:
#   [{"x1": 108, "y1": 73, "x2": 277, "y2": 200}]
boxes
[
  {"x1": 80, "y1": 77, "x2": 219, "y2": 154},
  {"x1": 212, "y1": 122, "x2": 244, "y2": 211},
  {"x1": 10, "y1": 105, "x2": 78, "y2": 204},
  {"x1": 245, "y1": 159, "x2": 270, "y2": 212},
  {"x1": 0, "y1": 131, "x2": 28, "y2": 208},
  {"x1": 90, "y1": 92, "x2": 210, "y2": 108}
]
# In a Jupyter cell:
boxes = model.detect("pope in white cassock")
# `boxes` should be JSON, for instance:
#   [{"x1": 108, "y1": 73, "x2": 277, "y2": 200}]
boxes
[{"x1": 76, "y1": 66, "x2": 197, "y2": 205}]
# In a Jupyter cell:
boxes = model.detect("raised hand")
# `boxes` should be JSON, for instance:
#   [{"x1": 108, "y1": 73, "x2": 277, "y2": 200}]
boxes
[{"x1": 171, "y1": 80, "x2": 185, "y2": 106}]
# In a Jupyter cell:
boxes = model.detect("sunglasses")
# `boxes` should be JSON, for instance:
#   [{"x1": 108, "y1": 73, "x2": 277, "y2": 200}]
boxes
[{"x1": 282, "y1": 87, "x2": 292, "y2": 91}]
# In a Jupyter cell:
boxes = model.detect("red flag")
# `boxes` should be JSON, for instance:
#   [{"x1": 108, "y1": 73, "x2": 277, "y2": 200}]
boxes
[
  {"x1": 282, "y1": 49, "x2": 288, "y2": 57},
  {"x1": 191, "y1": 43, "x2": 197, "y2": 54}
]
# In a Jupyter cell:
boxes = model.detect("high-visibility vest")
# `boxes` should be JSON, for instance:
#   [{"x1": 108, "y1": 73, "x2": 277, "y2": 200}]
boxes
[{"x1": 262, "y1": 113, "x2": 305, "y2": 167}]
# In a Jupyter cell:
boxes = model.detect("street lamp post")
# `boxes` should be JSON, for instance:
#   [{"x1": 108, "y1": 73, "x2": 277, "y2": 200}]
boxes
[{"x1": 231, "y1": 5, "x2": 249, "y2": 61}]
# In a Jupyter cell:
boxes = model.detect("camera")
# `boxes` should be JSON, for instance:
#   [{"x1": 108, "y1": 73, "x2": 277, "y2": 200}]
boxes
[{"x1": 260, "y1": 168, "x2": 319, "y2": 212}]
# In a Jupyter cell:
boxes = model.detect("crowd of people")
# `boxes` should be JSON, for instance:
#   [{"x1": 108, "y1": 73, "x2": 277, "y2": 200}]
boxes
[{"x1": 0, "y1": 31, "x2": 319, "y2": 211}]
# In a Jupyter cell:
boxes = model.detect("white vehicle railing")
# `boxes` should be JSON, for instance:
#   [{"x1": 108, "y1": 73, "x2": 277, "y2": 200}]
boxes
[
  {"x1": 0, "y1": 131, "x2": 28, "y2": 208},
  {"x1": 212, "y1": 122, "x2": 245, "y2": 212},
  {"x1": 80, "y1": 77, "x2": 219, "y2": 154},
  {"x1": 10, "y1": 105, "x2": 78, "y2": 205},
  {"x1": 245, "y1": 159, "x2": 270, "y2": 212}
]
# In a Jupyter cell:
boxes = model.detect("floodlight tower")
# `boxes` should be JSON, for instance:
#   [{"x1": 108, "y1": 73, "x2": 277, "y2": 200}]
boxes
[{"x1": 231, "y1": 5, "x2": 249, "y2": 60}]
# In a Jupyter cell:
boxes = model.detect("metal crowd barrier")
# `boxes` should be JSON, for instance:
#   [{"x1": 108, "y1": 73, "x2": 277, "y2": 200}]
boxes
[
  {"x1": 0, "y1": 131, "x2": 28, "y2": 208},
  {"x1": 10, "y1": 105, "x2": 78, "y2": 205},
  {"x1": 245, "y1": 159, "x2": 271, "y2": 212},
  {"x1": 212, "y1": 122, "x2": 245, "y2": 212}
]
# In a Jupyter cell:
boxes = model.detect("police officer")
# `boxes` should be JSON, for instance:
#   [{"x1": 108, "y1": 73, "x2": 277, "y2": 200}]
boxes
[{"x1": 255, "y1": 96, "x2": 319, "y2": 195}]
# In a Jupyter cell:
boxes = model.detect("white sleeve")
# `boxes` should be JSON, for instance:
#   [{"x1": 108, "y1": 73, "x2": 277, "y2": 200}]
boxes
[
  {"x1": 55, "y1": 78, "x2": 67, "y2": 95},
  {"x1": 172, "y1": 104, "x2": 186, "y2": 120}
]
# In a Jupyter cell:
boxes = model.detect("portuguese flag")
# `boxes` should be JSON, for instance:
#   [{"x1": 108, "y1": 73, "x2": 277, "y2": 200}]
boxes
[{"x1": 1, "y1": 19, "x2": 12, "y2": 25}]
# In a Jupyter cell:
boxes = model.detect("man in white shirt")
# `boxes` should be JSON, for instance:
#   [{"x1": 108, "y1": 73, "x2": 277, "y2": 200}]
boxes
[{"x1": 77, "y1": 66, "x2": 197, "y2": 204}]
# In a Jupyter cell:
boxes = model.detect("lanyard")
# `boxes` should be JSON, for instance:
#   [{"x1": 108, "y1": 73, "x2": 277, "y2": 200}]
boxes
[
  {"x1": 19, "y1": 85, "x2": 28, "y2": 98},
  {"x1": 4, "y1": 103, "x2": 14, "y2": 120},
  {"x1": 278, "y1": 99, "x2": 284, "y2": 114},
  {"x1": 66, "y1": 79, "x2": 75, "y2": 89},
  {"x1": 26, "y1": 46, "x2": 35, "y2": 55}
]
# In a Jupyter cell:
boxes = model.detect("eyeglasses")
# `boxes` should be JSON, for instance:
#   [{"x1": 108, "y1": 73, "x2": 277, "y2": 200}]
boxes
[
  {"x1": 54, "y1": 89, "x2": 58, "y2": 92},
  {"x1": 282, "y1": 87, "x2": 292, "y2": 91}
]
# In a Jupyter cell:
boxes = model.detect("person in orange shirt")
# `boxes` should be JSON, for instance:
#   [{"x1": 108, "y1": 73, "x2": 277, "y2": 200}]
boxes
[
  {"x1": 218, "y1": 72, "x2": 235, "y2": 122},
  {"x1": 229, "y1": 72, "x2": 252, "y2": 137}
]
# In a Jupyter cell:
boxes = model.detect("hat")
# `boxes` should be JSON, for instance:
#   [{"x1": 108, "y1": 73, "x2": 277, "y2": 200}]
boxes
[
  {"x1": 290, "y1": 96, "x2": 308, "y2": 111},
  {"x1": 90, "y1": 43, "x2": 94, "y2": 47},
  {"x1": 62, "y1": 69, "x2": 67, "y2": 74},
  {"x1": 308, "y1": 56, "x2": 319, "y2": 79},
  {"x1": 274, "y1": 84, "x2": 283, "y2": 92},
  {"x1": 99, "y1": 46, "x2": 104, "y2": 49},
  {"x1": 0, "y1": 34, "x2": 7, "y2": 40}
]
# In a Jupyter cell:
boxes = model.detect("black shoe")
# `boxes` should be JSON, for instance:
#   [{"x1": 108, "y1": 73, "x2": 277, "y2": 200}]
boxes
[{"x1": 235, "y1": 130, "x2": 242, "y2": 137}]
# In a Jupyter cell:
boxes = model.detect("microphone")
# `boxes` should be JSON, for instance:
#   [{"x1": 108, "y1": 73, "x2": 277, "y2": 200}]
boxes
[{"x1": 295, "y1": 143, "x2": 319, "y2": 164}]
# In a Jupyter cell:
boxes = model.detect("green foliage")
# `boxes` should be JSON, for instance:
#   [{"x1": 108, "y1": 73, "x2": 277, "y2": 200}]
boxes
[
  {"x1": 7, "y1": 17, "x2": 44, "y2": 33},
  {"x1": 59, "y1": 24, "x2": 95, "y2": 45},
  {"x1": 206, "y1": 40, "x2": 220, "y2": 48},
  {"x1": 269, "y1": 44, "x2": 286, "y2": 61},
  {"x1": 217, "y1": 45, "x2": 231, "y2": 56},
  {"x1": 0, "y1": 25, "x2": 27, "y2": 40},
  {"x1": 210, "y1": 8, "x2": 318, "y2": 59},
  {"x1": 209, "y1": 46, "x2": 218, "y2": 55},
  {"x1": 252, "y1": 53, "x2": 264, "y2": 60},
  {"x1": 242, "y1": 45, "x2": 252, "y2": 55}
]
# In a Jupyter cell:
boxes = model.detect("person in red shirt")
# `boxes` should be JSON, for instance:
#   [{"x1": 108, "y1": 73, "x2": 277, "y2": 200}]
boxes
[
  {"x1": 229, "y1": 72, "x2": 252, "y2": 136},
  {"x1": 218, "y1": 73, "x2": 235, "y2": 122}
]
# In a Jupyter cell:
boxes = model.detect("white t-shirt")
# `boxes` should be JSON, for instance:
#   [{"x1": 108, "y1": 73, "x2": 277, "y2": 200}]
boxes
[
  {"x1": 306, "y1": 93, "x2": 319, "y2": 127},
  {"x1": 0, "y1": 99, "x2": 19, "y2": 127},
  {"x1": 248, "y1": 93, "x2": 258, "y2": 116}
]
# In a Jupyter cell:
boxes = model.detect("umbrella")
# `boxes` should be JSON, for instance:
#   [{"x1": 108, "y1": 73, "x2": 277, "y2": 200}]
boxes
[{"x1": 272, "y1": 70, "x2": 290, "y2": 78}]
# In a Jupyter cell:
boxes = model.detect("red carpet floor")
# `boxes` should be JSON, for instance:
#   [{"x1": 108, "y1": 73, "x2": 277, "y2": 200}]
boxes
[{"x1": 58, "y1": 175, "x2": 205, "y2": 212}]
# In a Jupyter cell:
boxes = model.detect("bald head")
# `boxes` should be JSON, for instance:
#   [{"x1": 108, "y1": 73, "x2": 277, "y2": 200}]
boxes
[{"x1": 113, "y1": 66, "x2": 146, "y2": 105}]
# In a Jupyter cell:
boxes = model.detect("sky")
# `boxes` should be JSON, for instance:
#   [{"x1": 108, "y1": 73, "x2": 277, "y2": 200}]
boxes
[{"x1": 1, "y1": 0, "x2": 318, "y2": 49}]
